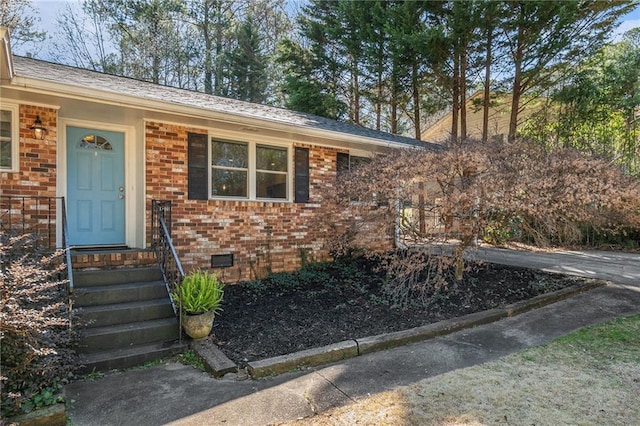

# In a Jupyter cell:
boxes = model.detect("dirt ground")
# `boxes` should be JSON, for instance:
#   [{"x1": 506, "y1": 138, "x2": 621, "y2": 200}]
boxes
[{"x1": 212, "y1": 259, "x2": 588, "y2": 368}]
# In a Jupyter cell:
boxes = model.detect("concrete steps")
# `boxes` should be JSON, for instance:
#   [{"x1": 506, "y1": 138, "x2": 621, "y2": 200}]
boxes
[
  {"x1": 78, "y1": 299, "x2": 174, "y2": 328},
  {"x1": 73, "y1": 260, "x2": 185, "y2": 372},
  {"x1": 75, "y1": 281, "x2": 169, "y2": 307},
  {"x1": 79, "y1": 318, "x2": 180, "y2": 353},
  {"x1": 77, "y1": 341, "x2": 186, "y2": 372}
]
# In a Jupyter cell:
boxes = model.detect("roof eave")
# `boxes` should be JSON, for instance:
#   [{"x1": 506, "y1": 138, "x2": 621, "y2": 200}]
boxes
[{"x1": 9, "y1": 74, "x2": 415, "y2": 150}]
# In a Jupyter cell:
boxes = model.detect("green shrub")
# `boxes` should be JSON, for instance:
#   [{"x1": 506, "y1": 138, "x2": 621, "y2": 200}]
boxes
[
  {"x1": 173, "y1": 270, "x2": 224, "y2": 315},
  {"x1": 483, "y1": 215, "x2": 522, "y2": 245},
  {"x1": 239, "y1": 256, "x2": 381, "y2": 301},
  {"x1": 0, "y1": 233, "x2": 78, "y2": 418}
]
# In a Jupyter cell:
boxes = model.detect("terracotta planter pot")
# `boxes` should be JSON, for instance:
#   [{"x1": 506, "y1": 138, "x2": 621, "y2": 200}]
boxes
[{"x1": 182, "y1": 310, "x2": 216, "y2": 340}]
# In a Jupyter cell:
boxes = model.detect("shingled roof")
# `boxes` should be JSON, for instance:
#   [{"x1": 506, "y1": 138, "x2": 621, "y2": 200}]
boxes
[{"x1": 12, "y1": 56, "x2": 438, "y2": 150}]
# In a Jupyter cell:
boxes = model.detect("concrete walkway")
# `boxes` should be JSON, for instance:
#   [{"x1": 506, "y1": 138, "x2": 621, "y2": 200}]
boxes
[{"x1": 64, "y1": 248, "x2": 640, "y2": 426}]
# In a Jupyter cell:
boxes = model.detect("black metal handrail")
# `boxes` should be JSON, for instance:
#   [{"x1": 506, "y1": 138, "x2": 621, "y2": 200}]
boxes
[
  {"x1": 1, "y1": 195, "x2": 59, "y2": 249},
  {"x1": 151, "y1": 200, "x2": 184, "y2": 343},
  {"x1": 61, "y1": 199, "x2": 74, "y2": 294}
]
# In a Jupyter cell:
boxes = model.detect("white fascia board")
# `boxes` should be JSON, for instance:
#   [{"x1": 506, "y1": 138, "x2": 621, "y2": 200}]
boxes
[
  {"x1": 0, "y1": 28, "x2": 14, "y2": 82},
  {"x1": 9, "y1": 75, "x2": 411, "y2": 150}
]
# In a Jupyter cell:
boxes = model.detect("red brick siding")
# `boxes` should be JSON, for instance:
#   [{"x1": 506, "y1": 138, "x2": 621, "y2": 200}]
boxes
[
  {"x1": 1, "y1": 106, "x2": 59, "y2": 242},
  {"x1": 72, "y1": 250, "x2": 156, "y2": 270},
  {"x1": 145, "y1": 121, "x2": 393, "y2": 281},
  {"x1": 1, "y1": 109, "x2": 395, "y2": 276},
  {"x1": 1, "y1": 105, "x2": 58, "y2": 196}
]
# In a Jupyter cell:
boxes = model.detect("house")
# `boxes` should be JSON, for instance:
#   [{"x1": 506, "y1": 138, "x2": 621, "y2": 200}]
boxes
[
  {"x1": 420, "y1": 91, "x2": 544, "y2": 143},
  {"x1": 1, "y1": 28, "x2": 435, "y2": 282}
]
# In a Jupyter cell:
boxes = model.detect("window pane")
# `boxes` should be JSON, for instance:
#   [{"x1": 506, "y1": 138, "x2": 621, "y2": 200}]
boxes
[
  {"x1": 211, "y1": 140, "x2": 248, "y2": 168},
  {"x1": 0, "y1": 110, "x2": 11, "y2": 138},
  {"x1": 0, "y1": 110, "x2": 12, "y2": 169},
  {"x1": 79, "y1": 135, "x2": 113, "y2": 150},
  {"x1": 212, "y1": 169, "x2": 247, "y2": 197},
  {"x1": 257, "y1": 172, "x2": 287, "y2": 199},
  {"x1": 256, "y1": 146, "x2": 287, "y2": 172},
  {"x1": 0, "y1": 141, "x2": 11, "y2": 168}
]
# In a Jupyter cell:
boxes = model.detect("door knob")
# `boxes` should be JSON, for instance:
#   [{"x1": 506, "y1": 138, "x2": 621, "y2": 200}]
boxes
[
  {"x1": 119, "y1": 195, "x2": 125, "y2": 199},
  {"x1": 119, "y1": 186, "x2": 124, "y2": 192}
]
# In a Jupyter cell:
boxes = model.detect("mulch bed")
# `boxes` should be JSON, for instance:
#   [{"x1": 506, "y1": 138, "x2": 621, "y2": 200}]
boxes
[{"x1": 212, "y1": 258, "x2": 588, "y2": 368}]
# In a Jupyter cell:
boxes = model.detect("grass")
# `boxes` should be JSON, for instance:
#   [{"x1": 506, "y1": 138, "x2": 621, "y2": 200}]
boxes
[
  {"x1": 177, "y1": 350, "x2": 207, "y2": 372},
  {"x1": 290, "y1": 314, "x2": 640, "y2": 425}
]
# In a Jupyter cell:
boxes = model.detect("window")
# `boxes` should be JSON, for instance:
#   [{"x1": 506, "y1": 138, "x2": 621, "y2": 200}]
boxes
[
  {"x1": 337, "y1": 152, "x2": 370, "y2": 175},
  {"x1": 0, "y1": 105, "x2": 18, "y2": 172},
  {"x1": 211, "y1": 140, "x2": 248, "y2": 197},
  {"x1": 79, "y1": 134, "x2": 113, "y2": 150},
  {"x1": 210, "y1": 139, "x2": 290, "y2": 200},
  {"x1": 337, "y1": 152, "x2": 374, "y2": 203},
  {"x1": 256, "y1": 145, "x2": 287, "y2": 199}
]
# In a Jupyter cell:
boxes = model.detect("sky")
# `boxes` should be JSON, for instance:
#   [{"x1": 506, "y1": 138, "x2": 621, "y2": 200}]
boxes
[
  {"x1": 17, "y1": 0, "x2": 640, "y2": 60},
  {"x1": 614, "y1": 3, "x2": 640, "y2": 36}
]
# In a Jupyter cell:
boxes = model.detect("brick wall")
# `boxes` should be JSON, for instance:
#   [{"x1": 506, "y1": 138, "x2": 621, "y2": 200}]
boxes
[
  {"x1": 1, "y1": 110, "x2": 395, "y2": 277},
  {"x1": 1, "y1": 105, "x2": 58, "y2": 196},
  {"x1": 145, "y1": 121, "x2": 394, "y2": 281},
  {"x1": 1, "y1": 106, "x2": 59, "y2": 244}
]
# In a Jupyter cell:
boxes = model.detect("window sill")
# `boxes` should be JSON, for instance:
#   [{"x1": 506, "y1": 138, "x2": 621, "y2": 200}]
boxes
[{"x1": 208, "y1": 197, "x2": 293, "y2": 204}]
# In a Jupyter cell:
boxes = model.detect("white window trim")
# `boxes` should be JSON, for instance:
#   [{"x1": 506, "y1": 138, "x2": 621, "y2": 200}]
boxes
[
  {"x1": 0, "y1": 102, "x2": 19, "y2": 172},
  {"x1": 209, "y1": 137, "x2": 292, "y2": 202}
]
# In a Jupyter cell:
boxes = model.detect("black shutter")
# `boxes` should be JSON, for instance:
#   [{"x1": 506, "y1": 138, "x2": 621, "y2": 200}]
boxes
[
  {"x1": 337, "y1": 152, "x2": 350, "y2": 174},
  {"x1": 188, "y1": 132, "x2": 208, "y2": 200},
  {"x1": 294, "y1": 147, "x2": 310, "y2": 203}
]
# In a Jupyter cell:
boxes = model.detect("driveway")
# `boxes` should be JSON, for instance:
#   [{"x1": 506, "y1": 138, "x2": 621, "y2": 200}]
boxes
[{"x1": 468, "y1": 246, "x2": 640, "y2": 287}]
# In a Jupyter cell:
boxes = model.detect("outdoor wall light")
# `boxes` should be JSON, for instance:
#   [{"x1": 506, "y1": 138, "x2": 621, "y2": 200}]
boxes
[{"x1": 30, "y1": 115, "x2": 46, "y2": 140}]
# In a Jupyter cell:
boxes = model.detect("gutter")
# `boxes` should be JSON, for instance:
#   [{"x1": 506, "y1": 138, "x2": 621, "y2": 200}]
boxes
[{"x1": 7, "y1": 74, "x2": 430, "y2": 152}]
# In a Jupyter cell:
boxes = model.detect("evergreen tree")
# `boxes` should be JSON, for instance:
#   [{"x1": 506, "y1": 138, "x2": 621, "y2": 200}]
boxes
[
  {"x1": 226, "y1": 16, "x2": 269, "y2": 103},
  {"x1": 522, "y1": 28, "x2": 640, "y2": 176},
  {"x1": 276, "y1": 38, "x2": 346, "y2": 119},
  {"x1": 503, "y1": 0, "x2": 633, "y2": 141}
]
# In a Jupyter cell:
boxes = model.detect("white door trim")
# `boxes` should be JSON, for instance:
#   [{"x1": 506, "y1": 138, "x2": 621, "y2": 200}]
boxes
[{"x1": 58, "y1": 118, "x2": 140, "y2": 248}]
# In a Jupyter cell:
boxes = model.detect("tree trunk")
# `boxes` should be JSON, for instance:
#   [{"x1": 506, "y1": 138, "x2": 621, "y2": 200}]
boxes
[
  {"x1": 391, "y1": 59, "x2": 399, "y2": 134},
  {"x1": 482, "y1": 23, "x2": 493, "y2": 143},
  {"x1": 509, "y1": 24, "x2": 524, "y2": 142},
  {"x1": 391, "y1": 99, "x2": 398, "y2": 134},
  {"x1": 213, "y1": 1, "x2": 224, "y2": 96},
  {"x1": 352, "y1": 61, "x2": 360, "y2": 125},
  {"x1": 451, "y1": 53, "x2": 460, "y2": 142},
  {"x1": 151, "y1": 19, "x2": 160, "y2": 85},
  {"x1": 460, "y1": 50, "x2": 467, "y2": 141},
  {"x1": 376, "y1": 41, "x2": 383, "y2": 131},
  {"x1": 203, "y1": 1, "x2": 213, "y2": 94},
  {"x1": 412, "y1": 62, "x2": 421, "y2": 139}
]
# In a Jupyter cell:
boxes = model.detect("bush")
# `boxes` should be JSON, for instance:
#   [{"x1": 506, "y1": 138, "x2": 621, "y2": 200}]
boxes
[
  {"x1": 239, "y1": 256, "x2": 381, "y2": 299},
  {"x1": 173, "y1": 270, "x2": 224, "y2": 315},
  {"x1": 0, "y1": 233, "x2": 78, "y2": 418}
]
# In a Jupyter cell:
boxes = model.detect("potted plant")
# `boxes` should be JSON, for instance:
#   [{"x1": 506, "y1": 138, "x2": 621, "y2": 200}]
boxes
[{"x1": 172, "y1": 270, "x2": 224, "y2": 340}]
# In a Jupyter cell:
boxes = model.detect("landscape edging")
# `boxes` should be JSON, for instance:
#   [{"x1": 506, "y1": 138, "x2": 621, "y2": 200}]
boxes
[
  {"x1": 503, "y1": 279, "x2": 606, "y2": 316},
  {"x1": 248, "y1": 340, "x2": 358, "y2": 378},
  {"x1": 357, "y1": 308, "x2": 507, "y2": 355},
  {"x1": 8, "y1": 403, "x2": 66, "y2": 426},
  {"x1": 243, "y1": 280, "x2": 607, "y2": 378}
]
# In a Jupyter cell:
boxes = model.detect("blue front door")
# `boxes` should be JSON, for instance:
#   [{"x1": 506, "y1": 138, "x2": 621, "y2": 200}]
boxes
[{"x1": 67, "y1": 126, "x2": 126, "y2": 246}]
